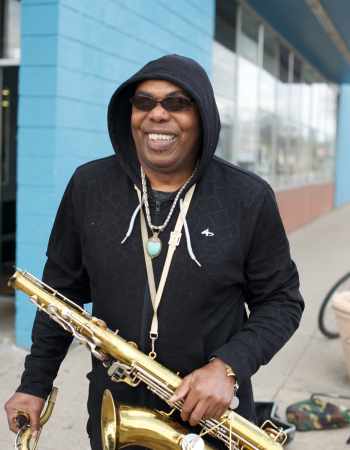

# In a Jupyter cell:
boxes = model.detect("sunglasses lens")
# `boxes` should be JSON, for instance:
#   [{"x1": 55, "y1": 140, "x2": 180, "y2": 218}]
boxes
[
  {"x1": 130, "y1": 95, "x2": 156, "y2": 111},
  {"x1": 130, "y1": 95, "x2": 192, "y2": 112},
  {"x1": 162, "y1": 97, "x2": 192, "y2": 112}
]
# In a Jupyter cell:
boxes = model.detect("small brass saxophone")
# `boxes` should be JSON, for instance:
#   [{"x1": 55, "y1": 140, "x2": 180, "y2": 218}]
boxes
[
  {"x1": 10, "y1": 270, "x2": 287, "y2": 450},
  {"x1": 14, "y1": 387, "x2": 58, "y2": 450}
]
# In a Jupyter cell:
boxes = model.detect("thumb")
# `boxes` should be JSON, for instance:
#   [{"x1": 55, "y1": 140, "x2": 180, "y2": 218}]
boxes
[{"x1": 169, "y1": 375, "x2": 192, "y2": 403}]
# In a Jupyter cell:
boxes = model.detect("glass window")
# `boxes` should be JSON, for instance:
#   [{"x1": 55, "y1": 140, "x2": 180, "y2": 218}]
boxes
[
  {"x1": 276, "y1": 45, "x2": 290, "y2": 121},
  {"x1": 213, "y1": 4, "x2": 338, "y2": 188},
  {"x1": 257, "y1": 110, "x2": 276, "y2": 181},
  {"x1": 263, "y1": 28, "x2": 278, "y2": 77},
  {"x1": 236, "y1": 55, "x2": 259, "y2": 170},
  {"x1": 215, "y1": 0, "x2": 237, "y2": 53},
  {"x1": 214, "y1": 0, "x2": 238, "y2": 162},
  {"x1": 279, "y1": 44, "x2": 290, "y2": 83},
  {"x1": 3, "y1": 0, "x2": 20, "y2": 59},
  {"x1": 289, "y1": 56, "x2": 302, "y2": 123},
  {"x1": 239, "y1": 8, "x2": 259, "y2": 64},
  {"x1": 300, "y1": 65, "x2": 313, "y2": 127},
  {"x1": 260, "y1": 28, "x2": 277, "y2": 113}
]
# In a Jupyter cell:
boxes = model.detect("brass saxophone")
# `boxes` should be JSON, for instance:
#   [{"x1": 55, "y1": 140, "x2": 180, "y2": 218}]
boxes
[
  {"x1": 14, "y1": 387, "x2": 58, "y2": 450},
  {"x1": 10, "y1": 270, "x2": 286, "y2": 450}
]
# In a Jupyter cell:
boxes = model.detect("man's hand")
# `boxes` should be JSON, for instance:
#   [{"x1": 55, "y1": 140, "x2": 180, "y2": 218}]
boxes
[
  {"x1": 4, "y1": 392, "x2": 45, "y2": 436},
  {"x1": 169, "y1": 358, "x2": 235, "y2": 426}
]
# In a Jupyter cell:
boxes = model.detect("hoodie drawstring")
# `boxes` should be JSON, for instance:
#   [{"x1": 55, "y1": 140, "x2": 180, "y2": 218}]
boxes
[
  {"x1": 121, "y1": 187, "x2": 201, "y2": 267},
  {"x1": 120, "y1": 198, "x2": 143, "y2": 244},
  {"x1": 179, "y1": 199, "x2": 201, "y2": 267}
]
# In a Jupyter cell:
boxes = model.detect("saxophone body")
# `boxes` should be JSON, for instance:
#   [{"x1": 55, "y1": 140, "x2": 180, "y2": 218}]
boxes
[{"x1": 10, "y1": 270, "x2": 286, "y2": 450}]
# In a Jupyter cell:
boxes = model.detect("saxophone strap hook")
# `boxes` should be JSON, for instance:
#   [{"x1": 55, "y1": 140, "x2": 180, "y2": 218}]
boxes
[{"x1": 149, "y1": 332, "x2": 158, "y2": 359}]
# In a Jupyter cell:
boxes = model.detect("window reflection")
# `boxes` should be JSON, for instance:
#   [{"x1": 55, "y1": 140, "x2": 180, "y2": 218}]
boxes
[
  {"x1": 213, "y1": 4, "x2": 337, "y2": 189},
  {"x1": 240, "y1": 8, "x2": 259, "y2": 64},
  {"x1": 2, "y1": 0, "x2": 20, "y2": 59},
  {"x1": 214, "y1": 0, "x2": 238, "y2": 162}
]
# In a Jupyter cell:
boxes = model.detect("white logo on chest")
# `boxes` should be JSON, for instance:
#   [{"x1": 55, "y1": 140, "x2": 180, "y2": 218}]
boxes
[{"x1": 201, "y1": 228, "x2": 215, "y2": 237}]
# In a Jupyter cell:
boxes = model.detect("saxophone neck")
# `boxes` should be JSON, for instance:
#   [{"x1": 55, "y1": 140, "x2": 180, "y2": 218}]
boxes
[{"x1": 39, "y1": 387, "x2": 58, "y2": 426}]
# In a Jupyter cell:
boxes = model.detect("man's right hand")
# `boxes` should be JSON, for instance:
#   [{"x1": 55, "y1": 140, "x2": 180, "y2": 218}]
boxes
[{"x1": 4, "y1": 392, "x2": 45, "y2": 435}]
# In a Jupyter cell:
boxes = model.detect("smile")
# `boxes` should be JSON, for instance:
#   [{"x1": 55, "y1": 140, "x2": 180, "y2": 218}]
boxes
[{"x1": 147, "y1": 133, "x2": 176, "y2": 142}]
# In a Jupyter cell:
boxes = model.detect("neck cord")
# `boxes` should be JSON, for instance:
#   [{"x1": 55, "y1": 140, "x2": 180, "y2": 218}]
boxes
[
  {"x1": 138, "y1": 184, "x2": 197, "y2": 359},
  {"x1": 141, "y1": 164, "x2": 197, "y2": 258}
]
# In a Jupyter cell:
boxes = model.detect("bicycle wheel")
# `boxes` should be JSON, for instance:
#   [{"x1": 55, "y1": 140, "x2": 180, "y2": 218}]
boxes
[{"x1": 318, "y1": 272, "x2": 350, "y2": 339}]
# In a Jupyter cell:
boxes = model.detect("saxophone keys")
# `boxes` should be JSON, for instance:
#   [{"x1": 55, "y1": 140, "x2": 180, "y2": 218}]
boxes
[
  {"x1": 157, "y1": 406, "x2": 176, "y2": 418},
  {"x1": 47, "y1": 304, "x2": 58, "y2": 315},
  {"x1": 91, "y1": 317, "x2": 107, "y2": 329}
]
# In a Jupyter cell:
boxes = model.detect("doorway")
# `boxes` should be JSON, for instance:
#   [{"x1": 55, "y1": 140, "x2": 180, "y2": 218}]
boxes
[{"x1": 0, "y1": 65, "x2": 18, "y2": 296}]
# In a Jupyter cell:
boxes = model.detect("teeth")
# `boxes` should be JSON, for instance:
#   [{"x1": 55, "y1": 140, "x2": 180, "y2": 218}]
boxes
[{"x1": 148, "y1": 133, "x2": 175, "y2": 142}]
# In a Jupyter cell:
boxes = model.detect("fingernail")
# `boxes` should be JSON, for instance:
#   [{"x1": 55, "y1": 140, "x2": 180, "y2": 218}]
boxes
[{"x1": 32, "y1": 430, "x2": 38, "y2": 439}]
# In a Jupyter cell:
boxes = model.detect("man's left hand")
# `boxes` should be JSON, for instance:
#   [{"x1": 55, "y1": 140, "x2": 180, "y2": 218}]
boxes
[{"x1": 169, "y1": 358, "x2": 235, "y2": 426}]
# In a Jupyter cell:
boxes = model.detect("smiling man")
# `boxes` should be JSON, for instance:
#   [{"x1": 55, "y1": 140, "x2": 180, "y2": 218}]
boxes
[
  {"x1": 130, "y1": 80, "x2": 201, "y2": 191},
  {"x1": 5, "y1": 55, "x2": 304, "y2": 450}
]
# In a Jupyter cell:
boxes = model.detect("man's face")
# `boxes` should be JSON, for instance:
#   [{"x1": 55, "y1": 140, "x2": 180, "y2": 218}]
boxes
[{"x1": 131, "y1": 79, "x2": 201, "y2": 177}]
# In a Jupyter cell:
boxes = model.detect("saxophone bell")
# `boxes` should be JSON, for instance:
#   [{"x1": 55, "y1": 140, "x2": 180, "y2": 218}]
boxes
[{"x1": 100, "y1": 389, "x2": 211, "y2": 450}]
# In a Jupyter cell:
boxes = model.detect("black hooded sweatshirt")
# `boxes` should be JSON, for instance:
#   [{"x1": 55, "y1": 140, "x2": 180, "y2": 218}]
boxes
[{"x1": 17, "y1": 55, "x2": 304, "y2": 449}]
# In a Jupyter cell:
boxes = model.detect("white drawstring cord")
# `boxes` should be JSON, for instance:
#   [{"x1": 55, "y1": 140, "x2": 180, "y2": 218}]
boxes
[
  {"x1": 121, "y1": 198, "x2": 143, "y2": 244},
  {"x1": 180, "y1": 199, "x2": 201, "y2": 267},
  {"x1": 122, "y1": 192, "x2": 201, "y2": 268}
]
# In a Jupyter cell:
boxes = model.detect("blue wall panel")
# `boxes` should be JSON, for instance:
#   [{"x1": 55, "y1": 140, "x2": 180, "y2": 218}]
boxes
[
  {"x1": 21, "y1": 36, "x2": 59, "y2": 66},
  {"x1": 335, "y1": 84, "x2": 350, "y2": 206},
  {"x1": 17, "y1": 186, "x2": 58, "y2": 216},
  {"x1": 20, "y1": 67, "x2": 57, "y2": 97},
  {"x1": 16, "y1": 0, "x2": 216, "y2": 347},
  {"x1": 17, "y1": 128, "x2": 56, "y2": 158},
  {"x1": 18, "y1": 97, "x2": 56, "y2": 127},
  {"x1": 17, "y1": 156, "x2": 55, "y2": 186},
  {"x1": 22, "y1": 3, "x2": 59, "y2": 35}
]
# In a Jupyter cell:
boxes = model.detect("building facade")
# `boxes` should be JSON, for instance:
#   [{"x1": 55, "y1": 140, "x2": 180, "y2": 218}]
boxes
[{"x1": 0, "y1": 0, "x2": 349, "y2": 347}]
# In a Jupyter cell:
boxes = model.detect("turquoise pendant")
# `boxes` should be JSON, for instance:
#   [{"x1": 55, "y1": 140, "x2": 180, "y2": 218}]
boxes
[{"x1": 147, "y1": 234, "x2": 162, "y2": 258}]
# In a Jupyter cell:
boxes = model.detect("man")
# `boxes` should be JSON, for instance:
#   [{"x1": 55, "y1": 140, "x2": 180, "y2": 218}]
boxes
[{"x1": 5, "y1": 54, "x2": 304, "y2": 449}]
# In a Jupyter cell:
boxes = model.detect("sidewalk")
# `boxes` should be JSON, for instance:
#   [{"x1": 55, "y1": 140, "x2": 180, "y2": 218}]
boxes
[
  {"x1": 1, "y1": 204, "x2": 350, "y2": 449},
  {"x1": 253, "y1": 203, "x2": 350, "y2": 449}
]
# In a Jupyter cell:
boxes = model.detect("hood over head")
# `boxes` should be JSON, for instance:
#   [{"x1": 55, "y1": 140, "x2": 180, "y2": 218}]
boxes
[{"x1": 108, "y1": 54, "x2": 221, "y2": 187}]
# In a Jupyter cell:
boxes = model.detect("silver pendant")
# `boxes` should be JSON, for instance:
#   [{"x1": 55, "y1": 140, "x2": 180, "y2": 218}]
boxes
[
  {"x1": 146, "y1": 234, "x2": 162, "y2": 258},
  {"x1": 229, "y1": 395, "x2": 240, "y2": 410}
]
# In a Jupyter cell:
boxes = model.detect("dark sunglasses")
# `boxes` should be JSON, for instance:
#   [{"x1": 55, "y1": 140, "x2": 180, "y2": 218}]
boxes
[{"x1": 130, "y1": 94, "x2": 193, "y2": 112}]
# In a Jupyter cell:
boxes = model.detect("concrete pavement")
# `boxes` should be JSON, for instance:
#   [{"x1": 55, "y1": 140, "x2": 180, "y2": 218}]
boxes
[{"x1": 1, "y1": 203, "x2": 350, "y2": 449}]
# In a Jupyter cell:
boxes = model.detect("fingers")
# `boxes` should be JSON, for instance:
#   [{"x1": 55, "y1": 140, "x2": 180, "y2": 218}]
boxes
[
  {"x1": 7, "y1": 408, "x2": 40, "y2": 434},
  {"x1": 4, "y1": 393, "x2": 45, "y2": 434},
  {"x1": 204, "y1": 403, "x2": 225, "y2": 421},
  {"x1": 169, "y1": 374, "x2": 192, "y2": 404},
  {"x1": 7, "y1": 409, "x2": 27, "y2": 433},
  {"x1": 187, "y1": 400, "x2": 207, "y2": 427},
  {"x1": 28, "y1": 410, "x2": 41, "y2": 434},
  {"x1": 180, "y1": 387, "x2": 199, "y2": 423},
  {"x1": 173, "y1": 362, "x2": 235, "y2": 427}
]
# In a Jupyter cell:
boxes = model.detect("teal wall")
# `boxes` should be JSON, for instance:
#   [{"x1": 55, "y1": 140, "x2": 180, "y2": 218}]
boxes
[
  {"x1": 16, "y1": 0, "x2": 215, "y2": 347},
  {"x1": 335, "y1": 84, "x2": 350, "y2": 207}
]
